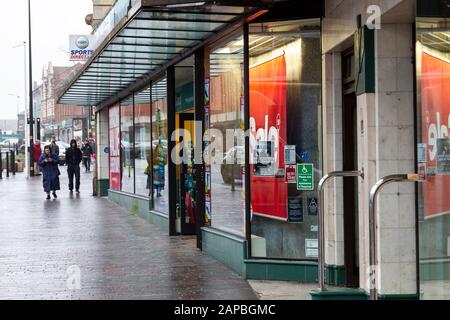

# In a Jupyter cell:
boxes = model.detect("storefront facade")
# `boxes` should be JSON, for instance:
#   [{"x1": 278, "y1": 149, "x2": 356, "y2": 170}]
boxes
[{"x1": 58, "y1": 0, "x2": 450, "y2": 300}]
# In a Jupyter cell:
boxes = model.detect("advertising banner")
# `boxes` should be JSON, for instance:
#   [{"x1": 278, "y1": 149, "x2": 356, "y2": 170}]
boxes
[
  {"x1": 421, "y1": 52, "x2": 450, "y2": 218},
  {"x1": 250, "y1": 55, "x2": 288, "y2": 220},
  {"x1": 109, "y1": 104, "x2": 121, "y2": 191},
  {"x1": 69, "y1": 35, "x2": 96, "y2": 62}
]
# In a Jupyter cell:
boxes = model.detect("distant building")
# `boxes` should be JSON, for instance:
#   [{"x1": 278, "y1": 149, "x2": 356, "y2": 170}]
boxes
[
  {"x1": 0, "y1": 120, "x2": 17, "y2": 134},
  {"x1": 85, "y1": 0, "x2": 115, "y2": 30},
  {"x1": 41, "y1": 62, "x2": 89, "y2": 142}
]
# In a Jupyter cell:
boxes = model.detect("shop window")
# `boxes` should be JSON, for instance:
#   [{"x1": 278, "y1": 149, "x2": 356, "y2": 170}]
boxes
[
  {"x1": 416, "y1": 17, "x2": 450, "y2": 300},
  {"x1": 121, "y1": 95, "x2": 135, "y2": 194},
  {"x1": 206, "y1": 30, "x2": 246, "y2": 235},
  {"x1": 151, "y1": 77, "x2": 169, "y2": 214},
  {"x1": 109, "y1": 104, "x2": 121, "y2": 191},
  {"x1": 249, "y1": 19, "x2": 322, "y2": 260},
  {"x1": 135, "y1": 86, "x2": 152, "y2": 197}
]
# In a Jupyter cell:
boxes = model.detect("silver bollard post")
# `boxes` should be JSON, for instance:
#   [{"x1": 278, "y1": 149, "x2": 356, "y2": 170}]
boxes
[
  {"x1": 368, "y1": 173, "x2": 420, "y2": 300},
  {"x1": 318, "y1": 170, "x2": 364, "y2": 292}
]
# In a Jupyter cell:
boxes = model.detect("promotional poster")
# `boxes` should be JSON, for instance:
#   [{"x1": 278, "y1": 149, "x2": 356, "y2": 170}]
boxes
[
  {"x1": 109, "y1": 104, "x2": 121, "y2": 191},
  {"x1": 421, "y1": 52, "x2": 450, "y2": 218},
  {"x1": 249, "y1": 55, "x2": 288, "y2": 220}
]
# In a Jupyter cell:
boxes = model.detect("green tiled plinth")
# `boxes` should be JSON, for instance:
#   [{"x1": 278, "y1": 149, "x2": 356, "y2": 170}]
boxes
[
  {"x1": 202, "y1": 227, "x2": 322, "y2": 282},
  {"x1": 97, "y1": 179, "x2": 110, "y2": 197},
  {"x1": 310, "y1": 288, "x2": 368, "y2": 300},
  {"x1": 108, "y1": 190, "x2": 169, "y2": 232}
]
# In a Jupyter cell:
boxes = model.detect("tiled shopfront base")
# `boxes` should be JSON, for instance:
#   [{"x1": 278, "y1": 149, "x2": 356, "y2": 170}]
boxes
[
  {"x1": 201, "y1": 227, "x2": 341, "y2": 283},
  {"x1": 108, "y1": 189, "x2": 169, "y2": 232}
]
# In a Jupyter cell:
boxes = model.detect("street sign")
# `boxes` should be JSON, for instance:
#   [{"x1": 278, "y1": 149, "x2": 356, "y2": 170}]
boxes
[{"x1": 297, "y1": 163, "x2": 314, "y2": 191}]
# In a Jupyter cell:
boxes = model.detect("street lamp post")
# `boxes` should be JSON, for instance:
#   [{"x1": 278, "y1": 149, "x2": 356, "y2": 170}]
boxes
[{"x1": 27, "y1": 0, "x2": 35, "y2": 177}]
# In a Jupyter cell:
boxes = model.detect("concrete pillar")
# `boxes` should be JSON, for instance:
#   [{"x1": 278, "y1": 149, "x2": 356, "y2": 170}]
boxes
[
  {"x1": 357, "y1": 22, "x2": 416, "y2": 296},
  {"x1": 374, "y1": 23, "x2": 416, "y2": 296},
  {"x1": 323, "y1": 52, "x2": 345, "y2": 270},
  {"x1": 96, "y1": 107, "x2": 110, "y2": 196}
]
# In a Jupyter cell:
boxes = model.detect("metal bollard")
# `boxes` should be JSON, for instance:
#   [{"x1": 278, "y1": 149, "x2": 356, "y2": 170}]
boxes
[
  {"x1": 368, "y1": 173, "x2": 420, "y2": 300},
  {"x1": 6, "y1": 152, "x2": 9, "y2": 178},
  {"x1": 11, "y1": 151, "x2": 15, "y2": 175},
  {"x1": 317, "y1": 170, "x2": 364, "y2": 292},
  {"x1": 0, "y1": 152, "x2": 3, "y2": 180}
]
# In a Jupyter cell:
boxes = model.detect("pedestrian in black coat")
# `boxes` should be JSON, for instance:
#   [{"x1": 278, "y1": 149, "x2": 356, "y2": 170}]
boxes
[
  {"x1": 65, "y1": 140, "x2": 82, "y2": 193},
  {"x1": 81, "y1": 140, "x2": 94, "y2": 172}
]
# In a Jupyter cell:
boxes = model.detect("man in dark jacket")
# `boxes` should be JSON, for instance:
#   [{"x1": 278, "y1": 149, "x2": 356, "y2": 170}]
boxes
[
  {"x1": 65, "y1": 139, "x2": 82, "y2": 193},
  {"x1": 81, "y1": 140, "x2": 94, "y2": 173}
]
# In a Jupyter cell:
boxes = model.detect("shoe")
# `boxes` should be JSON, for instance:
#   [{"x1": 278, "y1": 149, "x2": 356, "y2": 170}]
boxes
[
  {"x1": 76, "y1": 190, "x2": 80, "y2": 194},
  {"x1": 53, "y1": 192, "x2": 58, "y2": 199},
  {"x1": 46, "y1": 195, "x2": 51, "y2": 200},
  {"x1": 70, "y1": 190, "x2": 73, "y2": 193}
]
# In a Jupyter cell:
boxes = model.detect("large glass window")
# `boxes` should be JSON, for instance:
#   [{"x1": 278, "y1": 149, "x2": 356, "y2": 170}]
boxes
[
  {"x1": 249, "y1": 19, "x2": 322, "y2": 260},
  {"x1": 135, "y1": 86, "x2": 152, "y2": 197},
  {"x1": 206, "y1": 30, "x2": 246, "y2": 235},
  {"x1": 109, "y1": 104, "x2": 121, "y2": 191},
  {"x1": 151, "y1": 77, "x2": 169, "y2": 214},
  {"x1": 417, "y1": 17, "x2": 450, "y2": 300},
  {"x1": 120, "y1": 95, "x2": 135, "y2": 194}
]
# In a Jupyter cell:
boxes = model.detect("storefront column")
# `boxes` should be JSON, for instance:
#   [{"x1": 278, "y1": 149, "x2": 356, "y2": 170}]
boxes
[
  {"x1": 375, "y1": 22, "x2": 416, "y2": 297},
  {"x1": 194, "y1": 49, "x2": 206, "y2": 249},
  {"x1": 357, "y1": 22, "x2": 417, "y2": 297},
  {"x1": 322, "y1": 52, "x2": 346, "y2": 273},
  {"x1": 167, "y1": 66, "x2": 177, "y2": 236},
  {"x1": 96, "y1": 107, "x2": 110, "y2": 196}
]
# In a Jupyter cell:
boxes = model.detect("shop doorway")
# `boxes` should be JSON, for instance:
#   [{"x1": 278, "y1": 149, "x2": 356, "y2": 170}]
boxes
[
  {"x1": 176, "y1": 112, "x2": 197, "y2": 235},
  {"x1": 342, "y1": 48, "x2": 360, "y2": 288}
]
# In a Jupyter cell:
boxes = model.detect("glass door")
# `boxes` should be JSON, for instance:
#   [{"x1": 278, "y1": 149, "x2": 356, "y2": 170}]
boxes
[{"x1": 178, "y1": 113, "x2": 197, "y2": 235}]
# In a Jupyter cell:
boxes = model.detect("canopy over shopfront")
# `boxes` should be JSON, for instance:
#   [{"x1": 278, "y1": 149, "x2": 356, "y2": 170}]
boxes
[{"x1": 58, "y1": 0, "x2": 271, "y2": 108}]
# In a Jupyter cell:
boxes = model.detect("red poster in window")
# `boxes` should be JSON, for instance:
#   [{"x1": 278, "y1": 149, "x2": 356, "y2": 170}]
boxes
[
  {"x1": 109, "y1": 104, "x2": 121, "y2": 191},
  {"x1": 250, "y1": 55, "x2": 288, "y2": 220},
  {"x1": 421, "y1": 52, "x2": 450, "y2": 218}
]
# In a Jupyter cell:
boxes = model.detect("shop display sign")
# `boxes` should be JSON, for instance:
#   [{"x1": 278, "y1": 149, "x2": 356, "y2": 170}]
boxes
[
  {"x1": 254, "y1": 141, "x2": 275, "y2": 176},
  {"x1": 285, "y1": 165, "x2": 297, "y2": 184},
  {"x1": 249, "y1": 55, "x2": 288, "y2": 221},
  {"x1": 109, "y1": 104, "x2": 121, "y2": 191},
  {"x1": 436, "y1": 138, "x2": 450, "y2": 175},
  {"x1": 418, "y1": 143, "x2": 427, "y2": 163},
  {"x1": 284, "y1": 145, "x2": 296, "y2": 164},
  {"x1": 421, "y1": 52, "x2": 450, "y2": 218},
  {"x1": 305, "y1": 239, "x2": 319, "y2": 258},
  {"x1": 69, "y1": 35, "x2": 95, "y2": 62},
  {"x1": 205, "y1": 166, "x2": 211, "y2": 225},
  {"x1": 418, "y1": 163, "x2": 427, "y2": 181},
  {"x1": 297, "y1": 164, "x2": 314, "y2": 191},
  {"x1": 288, "y1": 197, "x2": 303, "y2": 223},
  {"x1": 308, "y1": 198, "x2": 318, "y2": 216}
]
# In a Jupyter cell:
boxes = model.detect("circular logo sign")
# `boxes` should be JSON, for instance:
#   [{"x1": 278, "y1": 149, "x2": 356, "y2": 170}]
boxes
[{"x1": 76, "y1": 36, "x2": 90, "y2": 49}]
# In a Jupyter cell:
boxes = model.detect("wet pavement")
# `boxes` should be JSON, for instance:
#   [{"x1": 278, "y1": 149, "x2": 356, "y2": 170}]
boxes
[{"x1": 0, "y1": 169, "x2": 258, "y2": 300}]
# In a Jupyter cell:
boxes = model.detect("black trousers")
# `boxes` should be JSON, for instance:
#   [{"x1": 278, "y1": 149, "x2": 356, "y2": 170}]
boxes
[
  {"x1": 67, "y1": 165, "x2": 81, "y2": 191},
  {"x1": 83, "y1": 157, "x2": 91, "y2": 171}
]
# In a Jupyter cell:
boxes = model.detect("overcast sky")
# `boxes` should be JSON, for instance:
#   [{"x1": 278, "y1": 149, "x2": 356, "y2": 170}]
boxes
[{"x1": 0, "y1": 0, "x2": 92, "y2": 119}]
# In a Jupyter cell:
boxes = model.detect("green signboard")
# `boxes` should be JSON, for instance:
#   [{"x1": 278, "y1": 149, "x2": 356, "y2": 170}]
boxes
[{"x1": 297, "y1": 163, "x2": 314, "y2": 191}]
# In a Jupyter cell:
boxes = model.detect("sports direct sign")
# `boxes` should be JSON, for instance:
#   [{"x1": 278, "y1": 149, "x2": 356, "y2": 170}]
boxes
[{"x1": 69, "y1": 35, "x2": 96, "y2": 62}]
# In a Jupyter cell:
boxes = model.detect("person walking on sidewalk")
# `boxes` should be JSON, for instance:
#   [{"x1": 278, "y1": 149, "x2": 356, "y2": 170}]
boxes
[
  {"x1": 66, "y1": 139, "x2": 82, "y2": 193},
  {"x1": 50, "y1": 138, "x2": 60, "y2": 157},
  {"x1": 39, "y1": 145, "x2": 60, "y2": 200},
  {"x1": 81, "y1": 139, "x2": 93, "y2": 173},
  {"x1": 33, "y1": 140, "x2": 42, "y2": 176}
]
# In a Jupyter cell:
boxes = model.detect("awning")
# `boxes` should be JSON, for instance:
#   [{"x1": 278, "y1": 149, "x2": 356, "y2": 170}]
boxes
[{"x1": 58, "y1": 1, "x2": 270, "y2": 108}]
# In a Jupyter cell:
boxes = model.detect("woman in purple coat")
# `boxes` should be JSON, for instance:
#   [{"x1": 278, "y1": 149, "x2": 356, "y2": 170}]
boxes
[{"x1": 39, "y1": 145, "x2": 61, "y2": 200}]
